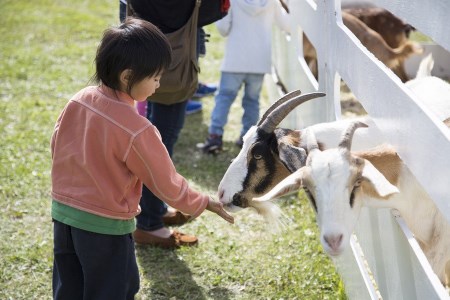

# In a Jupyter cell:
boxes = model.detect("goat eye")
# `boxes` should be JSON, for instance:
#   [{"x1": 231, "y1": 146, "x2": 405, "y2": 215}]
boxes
[
  {"x1": 350, "y1": 190, "x2": 356, "y2": 208},
  {"x1": 349, "y1": 184, "x2": 361, "y2": 208},
  {"x1": 253, "y1": 154, "x2": 262, "y2": 160},
  {"x1": 230, "y1": 158, "x2": 235, "y2": 163},
  {"x1": 251, "y1": 143, "x2": 265, "y2": 160}
]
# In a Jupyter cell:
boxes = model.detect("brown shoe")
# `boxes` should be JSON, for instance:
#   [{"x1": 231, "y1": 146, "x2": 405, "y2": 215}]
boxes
[
  {"x1": 162, "y1": 210, "x2": 192, "y2": 226},
  {"x1": 132, "y1": 228, "x2": 198, "y2": 249}
]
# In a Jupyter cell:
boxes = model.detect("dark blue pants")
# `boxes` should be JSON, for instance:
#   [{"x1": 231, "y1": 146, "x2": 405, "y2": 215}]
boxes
[
  {"x1": 52, "y1": 220, "x2": 139, "y2": 300},
  {"x1": 135, "y1": 100, "x2": 188, "y2": 231},
  {"x1": 119, "y1": 1, "x2": 126, "y2": 22}
]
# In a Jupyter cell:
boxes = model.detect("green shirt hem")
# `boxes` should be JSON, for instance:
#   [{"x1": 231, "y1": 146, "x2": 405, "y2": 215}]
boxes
[{"x1": 52, "y1": 201, "x2": 136, "y2": 235}]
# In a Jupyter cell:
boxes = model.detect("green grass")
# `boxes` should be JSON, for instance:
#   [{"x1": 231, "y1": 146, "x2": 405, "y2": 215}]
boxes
[{"x1": 0, "y1": 1, "x2": 345, "y2": 299}]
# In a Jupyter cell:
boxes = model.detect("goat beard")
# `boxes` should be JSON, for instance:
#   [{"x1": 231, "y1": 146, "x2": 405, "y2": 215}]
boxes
[{"x1": 251, "y1": 200, "x2": 291, "y2": 232}]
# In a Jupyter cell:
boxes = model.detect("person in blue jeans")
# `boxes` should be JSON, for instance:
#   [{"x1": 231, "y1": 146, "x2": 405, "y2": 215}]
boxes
[
  {"x1": 201, "y1": 0, "x2": 290, "y2": 152},
  {"x1": 205, "y1": 73, "x2": 264, "y2": 151}
]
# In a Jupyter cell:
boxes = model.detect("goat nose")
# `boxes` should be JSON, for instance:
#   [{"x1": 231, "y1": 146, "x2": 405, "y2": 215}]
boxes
[{"x1": 324, "y1": 234, "x2": 343, "y2": 252}]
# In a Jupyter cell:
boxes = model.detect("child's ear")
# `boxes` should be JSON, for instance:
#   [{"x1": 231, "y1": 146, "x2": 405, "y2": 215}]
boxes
[{"x1": 119, "y1": 69, "x2": 132, "y2": 87}]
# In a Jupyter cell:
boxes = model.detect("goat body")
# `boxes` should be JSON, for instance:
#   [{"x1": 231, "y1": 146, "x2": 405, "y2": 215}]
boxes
[
  {"x1": 303, "y1": 9, "x2": 420, "y2": 82},
  {"x1": 343, "y1": 6, "x2": 413, "y2": 49},
  {"x1": 404, "y1": 53, "x2": 450, "y2": 121},
  {"x1": 344, "y1": 5, "x2": 416, "y2": 82},
  {"x1": 358, "y1": 146, "x2": 450, "y2": 285},
  {"x1": 342, "y1": 11, "x2": 421, "y2": 82}
]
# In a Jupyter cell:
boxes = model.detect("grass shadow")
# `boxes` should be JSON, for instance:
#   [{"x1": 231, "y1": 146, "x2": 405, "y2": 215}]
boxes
[
  {"x1": 136, "y1": 246, "x2": 206, "y2": 299},
  {"x1": 136, "y1": 245, "x2": 234, "y2": 300}
]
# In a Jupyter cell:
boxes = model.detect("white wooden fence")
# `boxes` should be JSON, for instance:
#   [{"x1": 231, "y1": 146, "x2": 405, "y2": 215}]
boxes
[{"x1": 267, "y1": 0, "x2": 450, "y2": 298}]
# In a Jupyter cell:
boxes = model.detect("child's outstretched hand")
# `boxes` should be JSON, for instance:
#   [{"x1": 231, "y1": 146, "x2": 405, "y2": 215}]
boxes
[{"x1": 206, "y1": 196, "x2": 234, "y2": 224}]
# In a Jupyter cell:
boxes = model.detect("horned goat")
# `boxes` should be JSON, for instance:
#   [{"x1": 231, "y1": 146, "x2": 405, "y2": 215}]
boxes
[
  {"x1": 218, "y1": 91, "x2": 380, "y2": 218},
  {"x1": 218, "y1": 55, "x2": 450, "y2": 220},
  {"x1": 254, "y1": 121, "x2": 450, "y2": 286}
]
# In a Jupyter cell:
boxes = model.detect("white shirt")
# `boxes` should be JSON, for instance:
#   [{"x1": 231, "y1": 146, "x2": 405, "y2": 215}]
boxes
[{"x1": 216, "y1": 0, "x2": 290, "y2": 74}]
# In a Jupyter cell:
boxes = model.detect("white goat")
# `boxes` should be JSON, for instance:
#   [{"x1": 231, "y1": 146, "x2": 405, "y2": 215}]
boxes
[
  {"x1": 254, "y1": 121, "x2": 450, "y2": 286},
  {"x1": 405, "y1": 53, "x2": 450, "y2": 121}
]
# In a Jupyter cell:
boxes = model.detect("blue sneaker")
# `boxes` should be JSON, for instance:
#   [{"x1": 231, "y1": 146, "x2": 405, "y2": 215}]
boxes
[
  {"x1": 185, "y1": 100, "x2": 202, "y2": 115},
  {"x1": 193, "y1": 83, "x2": 217, "y2": 98}
]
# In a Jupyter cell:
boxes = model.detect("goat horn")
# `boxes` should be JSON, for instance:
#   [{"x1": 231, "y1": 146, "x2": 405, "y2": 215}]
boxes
[
  {"x1": 257, "y1": 89, "x2": 302, "y2": 126},
  {"x1": 258, "y1": 92, "x2": 326, "y2": 134},
  {"x1": 338, "y1": 121, "x2": 368, "y2": 151}
]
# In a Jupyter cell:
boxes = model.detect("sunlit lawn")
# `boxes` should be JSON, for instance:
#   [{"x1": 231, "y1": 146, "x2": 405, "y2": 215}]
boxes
[{"x1": 0, "y1": 1, "x2": 345, "y2": 299}]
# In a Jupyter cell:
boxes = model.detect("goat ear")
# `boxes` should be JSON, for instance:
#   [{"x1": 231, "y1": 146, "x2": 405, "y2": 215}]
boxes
[
  {"x1": 362, "y1": 160, "x2": 399, "y2": 197},
  {"x1": 253, "y1": 168, "x2": 305, "y2": 202},
  {"x1": 278, "y1": 142, "x2": 307, "y2": 173}
]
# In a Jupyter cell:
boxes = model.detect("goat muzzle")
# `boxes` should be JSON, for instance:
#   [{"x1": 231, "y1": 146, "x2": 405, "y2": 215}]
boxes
[{"x1": 232, "y1": 194, "x2": 248, "y2": 208}]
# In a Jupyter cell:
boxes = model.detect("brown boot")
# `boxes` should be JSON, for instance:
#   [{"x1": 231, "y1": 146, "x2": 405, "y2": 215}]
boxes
[{"x1": 132, "y1": 228, "x2": 198, "y2": 249}]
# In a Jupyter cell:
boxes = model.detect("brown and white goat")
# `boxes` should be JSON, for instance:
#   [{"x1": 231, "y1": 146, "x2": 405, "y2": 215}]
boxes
[
  {"x1": 217, "y1": 91, "x2": 326, "y2": 217},
  {"x1": 254, "y1": 121, "x2": 450, "y2": 286}
]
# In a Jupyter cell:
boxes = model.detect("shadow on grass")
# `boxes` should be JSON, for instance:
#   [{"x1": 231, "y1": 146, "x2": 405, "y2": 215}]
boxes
[{"x1": 136, "y1": 246, "x2": 233, "y2": 300}]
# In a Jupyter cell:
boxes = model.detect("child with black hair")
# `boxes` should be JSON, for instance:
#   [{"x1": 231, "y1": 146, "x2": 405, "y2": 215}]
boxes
[{"x1": 50, "y1": 18, "x2": 233, "y2": 300}]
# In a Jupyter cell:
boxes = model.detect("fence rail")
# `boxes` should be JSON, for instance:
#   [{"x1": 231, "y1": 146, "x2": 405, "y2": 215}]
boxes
[{"x1": 268, "y1": 0, "x2": 450, "y2": 298}]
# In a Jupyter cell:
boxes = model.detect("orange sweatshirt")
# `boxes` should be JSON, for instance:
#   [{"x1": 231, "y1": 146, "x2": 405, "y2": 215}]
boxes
[{"x1": 51, "y1": 85, "x2": 208, "y2": 220}]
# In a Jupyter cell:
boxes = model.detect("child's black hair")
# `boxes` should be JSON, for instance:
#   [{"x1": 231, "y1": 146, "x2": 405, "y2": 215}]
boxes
[{"x1": 93, "y1": 17, "x2": 172, "y2": 94}]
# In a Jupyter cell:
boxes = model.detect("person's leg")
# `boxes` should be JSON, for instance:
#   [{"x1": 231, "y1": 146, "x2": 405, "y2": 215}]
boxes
[
  {"x1": 136, "y1": 185, "x2": 169, "y2": 231},
  {"x1": 195, "y1": 27, "x2": 217, "y2": 98},
  {"x1": 186, "y1": 27, "x2": 207, "y2": 115},
  {"x1": 148, "y1": 101, "x2": 187, "y2": 156},
  {"x1": 119, "y1": 0, "x2": 126, "y2": 22},
  {"x1": 53, "y1": 220, "x2": 84, "y2": 300},
  {"x1": 241, "y1": 73, "x2": 264, "y2": 137},
  {"x1": 197, "y1": 27, "x2": 206, "y2": 59},
  {"x1": 71, "y1": 227, "x2": 139, "y2": 300},
  {"x1": 136, "y1": 101, "x2": 187, "y2": 232},
  {"x1": 185, "y1": 100, "x2": 202, "y2": 115},
  {"x1": 209, "y1": 72, "x2": 243, "y2": 136}
]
